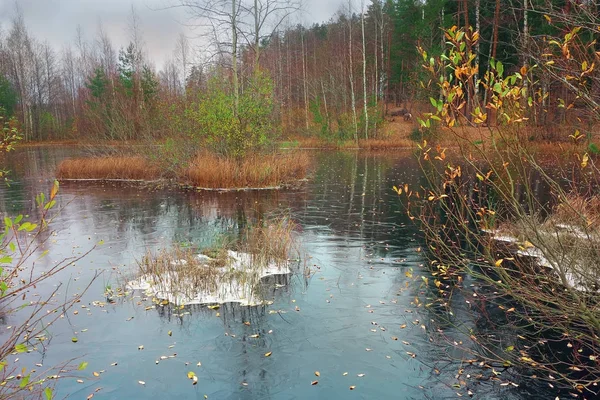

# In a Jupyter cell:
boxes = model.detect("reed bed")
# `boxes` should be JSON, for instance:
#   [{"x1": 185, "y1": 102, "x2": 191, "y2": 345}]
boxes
[
  {"x1": 182, "y1": 151, "x2": 310, "y2": 189},
  {"x1": 56, "y1": 156, "x2": 159, "y2": 180}
]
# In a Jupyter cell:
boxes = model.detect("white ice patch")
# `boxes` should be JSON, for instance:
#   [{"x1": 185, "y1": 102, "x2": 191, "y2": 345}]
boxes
[
  {"x1": 127, "y1": 250, "x2": 292, "y2": 306},
  {"x1": 489, "y1": 230, "x2": 599, "y2": 293}
]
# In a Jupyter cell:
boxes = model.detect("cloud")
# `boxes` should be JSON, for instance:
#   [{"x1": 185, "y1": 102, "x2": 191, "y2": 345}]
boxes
[{"x1": 0, "y1": 0, "x2": 343, "y2": 70}]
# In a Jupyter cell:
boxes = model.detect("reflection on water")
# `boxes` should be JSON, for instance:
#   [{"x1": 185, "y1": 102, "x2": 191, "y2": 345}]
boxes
[{"x1": 0, "y1": 147, "x2": 551, "y2": 399}]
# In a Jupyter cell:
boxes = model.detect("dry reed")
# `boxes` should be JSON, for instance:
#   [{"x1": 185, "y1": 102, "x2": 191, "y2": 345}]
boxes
[
  {"x1": 56, "y1": 156, "x2": 160, "y2": 180},
  {"x1": 182, "y1": 151, "x2": 310, "y2": 189},
  {"x1": 132, "y1": 217, "x2": 298, "y2": 305}
]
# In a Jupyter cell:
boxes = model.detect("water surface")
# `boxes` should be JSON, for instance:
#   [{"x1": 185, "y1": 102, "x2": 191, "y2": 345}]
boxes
[{"x1": 0, "y1": 147, "x2": 550, "y2": 399}]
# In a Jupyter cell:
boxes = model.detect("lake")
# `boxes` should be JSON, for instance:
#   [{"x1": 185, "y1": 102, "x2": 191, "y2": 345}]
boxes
[{"x1": 0, "y1": 147, "x2": 554, "y2": 399}]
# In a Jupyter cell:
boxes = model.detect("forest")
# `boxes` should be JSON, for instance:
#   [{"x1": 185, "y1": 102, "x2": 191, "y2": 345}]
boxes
[{"x1": 0, "y1": 0, "x2": 597, "y2": 147}]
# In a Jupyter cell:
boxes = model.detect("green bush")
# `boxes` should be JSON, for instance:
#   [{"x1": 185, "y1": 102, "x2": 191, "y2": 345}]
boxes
[{"x1": 192, "y1": 70, "x2": 276, "y2": 158}]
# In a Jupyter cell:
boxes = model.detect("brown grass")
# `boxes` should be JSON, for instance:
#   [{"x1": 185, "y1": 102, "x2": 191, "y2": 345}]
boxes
[
  {"x1": 291, "y1": 136, "x2": 415, "y2": 150},
  {"x1": 182, "y1": 151, "x2": 310, "y2": 189},
  {"x1": 56, "y1": 156, "x2": 160, "y2": 180},
  {"x1": 553, "y1": 194, "x2": 600, "y2": 230}
]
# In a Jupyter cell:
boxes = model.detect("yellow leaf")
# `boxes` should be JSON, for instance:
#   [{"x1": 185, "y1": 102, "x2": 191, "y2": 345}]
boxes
[
  {"x1": 495, "y1": 259, "x2": 504, "y2": 267},
  {"x1": 314, "y1": 371, "x2": 320, "y2": 377},
  {"x1": 582, "y1": 153, "x2": 589, "y2": 168},
  {"x1": 264, "y1": 352, "x2": 272, "y2": 357},
  {"x1": 93, "y1": 372, "x2": 99, "y2": 377}
]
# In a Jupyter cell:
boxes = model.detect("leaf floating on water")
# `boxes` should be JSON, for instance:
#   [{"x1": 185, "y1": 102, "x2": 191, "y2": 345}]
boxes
[
  {"x1": 311, "y1": 380, "x2": 318, "y2": 385},
  {"x1": 78, "y1": 362, "x2": 88, "y2": 370},
  {"x1": 77, "y1": 379, "x2": 84, "y2": 384},
  {"x1": 197, "y1": 362, "x2": 202, "y2": 367},
  {"x1": 93, "y1": 372, "x2": 100, "y2": 377},
  {"x1": 314, "y1": 371, "x2": 320, "y2": 377},
  {"x1": 168, "y1": 330, "x2": 172, "y2": 337},
  {"x1": 187, "y1": 371, "x2": 196, "y2": 379},
  {"x1": 126, "y1": 317, "x2": 134, "y2": 321},
  {"x1": 138, "y1": 381, "x2": 145, "y2": 385},
  {"x1": 264, "y1": 352, "x2": 272, "y2": 357},
  {"x1": 192, "y1": 376, "x2": 198, "y2": 385},
  {"x1": 72, "y1": 337, "x2": 78, "y2": 343},
  {"x1": 349, "y1": 386, "x2": 356, "y2": 390},
  {"x1": 391, "y1": 336, "x2": 398, "y2": 341},
  {"x1": 407, "y1": 352, "x2": 416, "y2": 358},
  {"x1": 138, "y1": 345, "x2": 144, "y2": 350},
  {"x1": 357, "y1": 374, "x2": 365, "y2": 377},
  {"x1": 208, "y1": 305, "x2": 220, "y2": 310},
  {"x1": 249, "y1": 334, "x2": 259, "y2": 338},
  {"x1": 342, "y1": 372, "x2": 348, "y2": 376},
  {"x1": 400, "y1": 324, "x2": 406, "y2": 329},
  {"x1": 110, "y1": 363, "x2": 117, "y2": 366},
  {"x1": 86, "y1": 394, "x2": 94, "y2": 400}
]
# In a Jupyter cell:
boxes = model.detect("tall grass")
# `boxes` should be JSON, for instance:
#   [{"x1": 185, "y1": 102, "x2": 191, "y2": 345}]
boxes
[
  {"x1": 182, "y1": 151, "x2": 310, "y2": 188},
  {"x1": 132, "y1": 217, "x2": 299, "y2": 305},
  {"x1": 56, "y1": 150, "x2": 310, "y2": 189},
  {"x1": 56, "y1": 156, "x2": 159, "y2": 180}
]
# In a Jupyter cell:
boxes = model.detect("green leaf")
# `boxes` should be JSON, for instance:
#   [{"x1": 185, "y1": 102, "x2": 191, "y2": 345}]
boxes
[
  {"x1": 14, "y1": 215, "x2": 22, "y2": 224},
  {"x1": 15, "y1": 343, "x2": 27, "y2": 353},
  {"x1": 44, "y1": 387, "x2": 53, "y2": 400},
  {"x1": 3, "y1": 217, "x2": 11, "y2": 229},
  {"x1": 0, "y1": 360, "x2": 7, "y2": 371},
  {"x1": 429, "y1": 97, "x2": 438, "y2": 109},
  {"x1": 9, "y1": 242, "x2": 15, "y2": 253},
  {"x1": 43, "y1": 200, "x2": 56, "y2": 210},
  {"x1": 496, "y1": 61, "x2": 504, "y2": 76},
  {"x1": 71, "y1": 337, "x2": 78, "y2": 343},
  {"x1": 506, "y1": 345, "x2": 514, "y2": 351},
  {"x1": 19, "y1": 374, "x2": 30, "y2": 388},
  {"x1": 0, "y1": 256, "x2": 12, "y2": 264},
  {"x1": 78, "y1": 361, "x2": 88, "y2": 370},
  {"x1": 18, "y1": 222, "x2": 37, "y2": 232}
]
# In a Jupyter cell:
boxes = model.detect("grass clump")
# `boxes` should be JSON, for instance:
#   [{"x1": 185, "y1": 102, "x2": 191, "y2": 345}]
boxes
[
  {"x1": 56, "y1": 156, "x2": 159, "y2": 181},
  {"x1": 182, "y1": 151, "x2": 310, "y2": 189},
  {"x1": 130, "y1": 217, "x2": 299, "y2": 306},
  {"x1": 56, "y1": 147, "x2": 311, "y2": 189}
]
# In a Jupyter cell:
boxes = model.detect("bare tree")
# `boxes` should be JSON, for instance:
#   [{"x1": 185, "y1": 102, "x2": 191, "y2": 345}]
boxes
[
  {"x1": 360, "y1": 0, "x2": 368, "y2": 140},
  {"x1": 240, "y1": 0, "x2": 301, "y2": 68},
  {"x1": 174, "y1": 33, "x2": 189, "y2": 90}
]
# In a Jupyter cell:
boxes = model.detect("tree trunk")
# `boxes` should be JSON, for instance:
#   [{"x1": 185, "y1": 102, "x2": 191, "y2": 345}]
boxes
[
  {"x1": 361, "y1": 2, "x2": 369, "y2": 140},
  {"x1": 301, "y1": 30, "x2": 309, "y2": 131}
]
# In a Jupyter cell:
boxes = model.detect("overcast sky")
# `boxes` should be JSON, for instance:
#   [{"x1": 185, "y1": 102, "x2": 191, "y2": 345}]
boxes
[{"x1": 0, "y1": 0, "x2": 345, "y2": 69}]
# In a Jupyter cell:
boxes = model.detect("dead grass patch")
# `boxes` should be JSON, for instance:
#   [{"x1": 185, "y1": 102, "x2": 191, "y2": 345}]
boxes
[
  {"x1": 182, "y1": 151, "x2": 310, "y2": 189},
  {"x1": 131, "y1": 217, "x2": 298, "y2": 305},
  {"x1": 56, "y1": 156, "x2": 160, "y2": 180}
]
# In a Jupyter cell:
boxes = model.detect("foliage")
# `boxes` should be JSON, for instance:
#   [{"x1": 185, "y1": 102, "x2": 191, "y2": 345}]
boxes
[
  {"x1": 86, "y1": 68, "x2": 109, "y2": 100},
  {"x1": 0, "y1": 75, "x2": 18, "y2": 117},
  {"x1": 0, "y1": 178, "x2": 95, "y2": 399},
  {"x1": 0, "y1": 109, "x2": 22, "y2": 181},
  {"x1": 399, "y1": 25, "x2": 600, "y2": 397},
  {"x1": 192, "y1": 70, "x2": 276, "y2": 158}
]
